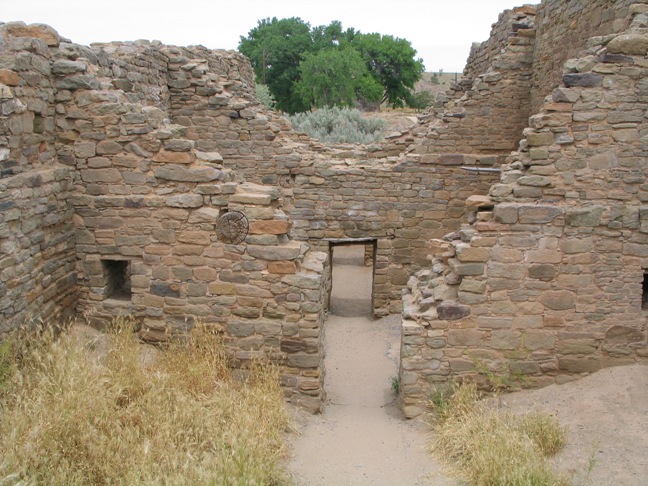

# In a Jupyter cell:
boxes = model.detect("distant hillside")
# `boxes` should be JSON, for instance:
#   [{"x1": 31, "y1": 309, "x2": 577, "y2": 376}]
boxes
[{"x1": 415, "y1": 71, "x2": 461, "y2": 98}]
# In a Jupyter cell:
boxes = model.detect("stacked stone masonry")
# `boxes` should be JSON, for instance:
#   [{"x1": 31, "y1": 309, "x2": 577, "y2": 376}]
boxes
[
  {"x1": 2, "y1": 0, "x2": 648, "y2": 417},
  {"x1": 400, "y1": 0, "x2": 648, "y2": 417}
]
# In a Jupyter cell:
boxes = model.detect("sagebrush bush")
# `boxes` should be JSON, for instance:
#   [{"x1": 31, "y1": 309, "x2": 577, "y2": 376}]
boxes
[
  {"x1": 288, "y1": 106, "x2": 387, "y2": 144},
  {"x1": 429, "y1": 382, "x2": 568, "y2": 486},
  {"x1": 255, "y1": 83, "x2": 277, "y2": 110},
  {"x1": 0, "y1": 319, "x2": 291, "y2": 485}
]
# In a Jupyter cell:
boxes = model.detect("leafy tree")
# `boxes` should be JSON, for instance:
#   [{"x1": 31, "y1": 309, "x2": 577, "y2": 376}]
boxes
[
  {"x1": 238, "y1": 17, "x2": 312, "y2": 113},
  {"x1": 239, "y1": 19, "x2": 424, "y2": 112},
  {"x1": 351, "y1": 33, "x2": 425, "y2": 108},
  {"x1": 409, "y1": 90, "x2": 435, "y2": 112},
  {"x1": 296, "y1": 48, "x2": 379, "y2": 108}
]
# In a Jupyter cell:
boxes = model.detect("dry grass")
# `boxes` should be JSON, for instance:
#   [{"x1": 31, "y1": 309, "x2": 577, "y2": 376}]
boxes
[
  {"x1": 429, "y1": 382, "x2": 568, "y2": 486},
  {"x1": 0, "y1": 319, "x2": 291, "y2": 485}
]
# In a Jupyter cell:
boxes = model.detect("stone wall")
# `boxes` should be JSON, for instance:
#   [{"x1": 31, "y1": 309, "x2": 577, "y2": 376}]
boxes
[
  {"x1": 411, "y1": 6, "x2": 536, "y2": 157},
  {"x1": 0, "y1": 23, "x2": 76, "y2": 330},
  {"x1": 400, "y1": 3, "x2": 648, "y2": 418},
  {"x1": 463, "y1": 6, "x2": 536, "y2": 84},
  {"x1": 530, "y1": 0, "x2": 636, "y2": 112}
]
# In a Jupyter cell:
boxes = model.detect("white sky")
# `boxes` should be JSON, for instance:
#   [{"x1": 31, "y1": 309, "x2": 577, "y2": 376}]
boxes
[{"x1": 2, "y1": 0, "x2": 526, "y2": 72}]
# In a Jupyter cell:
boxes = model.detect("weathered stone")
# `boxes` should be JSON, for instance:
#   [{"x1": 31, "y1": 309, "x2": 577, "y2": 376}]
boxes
[
  {"x1": 518, "y1": 205, "x2": 563, "y2": 224},
  {"x1": 607, "y1": 33, "x2": 648, "y2": 55},
  {"x1": 563, "y1": 73, "x2": 603, "y2": 87},
  {"x1": 436, "y1": 301, "x2": 471, "y2": 320},
  {"x1": 539, "y1": 290, "x2": 575, "y2": 310},
  {"x1": 152, "y1": 150, "x2": 194, "y2": 164},
  {"x1": 248, "y1": 243, "x2": 301, "y2": 261},
  {"x1": 268, "y1": 261, "x2": 297, "y2": 274},
  {"x1": 565, "y1": 207, "x2": 604, "y2": 227},
  {"x1": 154, "y1": 165, "x2": 225, "y2": 182},
  {"x1": 165, "y1": 194, "x2": 203, "y2": 208},
  {"x1": 249, "y1": 220, "x2": 292, "y2": 235},
  {"x1": 0, "y1": 69, "x2": 20, "y2": 86}
]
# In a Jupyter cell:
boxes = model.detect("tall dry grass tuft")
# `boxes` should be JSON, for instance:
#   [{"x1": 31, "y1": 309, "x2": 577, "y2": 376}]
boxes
[
  {"x1": 429, "y1": 382, "x2": 568, "y2": 486},
  {"x1": 0, "y1": 319, "x2": 291, "y2": 485}
]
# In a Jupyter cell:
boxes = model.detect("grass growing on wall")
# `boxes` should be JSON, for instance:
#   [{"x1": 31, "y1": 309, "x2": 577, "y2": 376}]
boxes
[
  {"x1": 288, "y1": 106, "x2": 387, "y2": 144},
  {"x1": 428, "y1": 382, "x2": 567, "y2": 486},
  {"x1": 0, "y1": 319, "x2": 291, "y2": 485}
]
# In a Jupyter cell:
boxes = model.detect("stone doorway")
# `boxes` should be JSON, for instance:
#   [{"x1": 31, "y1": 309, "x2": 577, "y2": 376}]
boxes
[{"x1": 328, "y1": 240, "x2": 376, "y2": 318}]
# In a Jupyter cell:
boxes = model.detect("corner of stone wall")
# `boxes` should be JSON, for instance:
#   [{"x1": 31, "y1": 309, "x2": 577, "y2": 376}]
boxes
[{"x1": 400, "y1": 4, "x2": 648, "y2": 418}]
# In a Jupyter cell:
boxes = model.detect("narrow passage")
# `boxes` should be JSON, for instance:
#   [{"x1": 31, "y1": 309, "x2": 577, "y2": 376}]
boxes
[{"x1": 287, "y1": 246, "x2": 453, "y2": 485}]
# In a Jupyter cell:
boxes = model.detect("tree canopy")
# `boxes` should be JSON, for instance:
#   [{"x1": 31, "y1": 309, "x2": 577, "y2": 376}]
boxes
[{"x1": 238, "y1": 18, "x2": 424, "y2": 113}]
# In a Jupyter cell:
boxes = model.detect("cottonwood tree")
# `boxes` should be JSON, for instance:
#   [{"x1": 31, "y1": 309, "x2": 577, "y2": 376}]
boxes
[{"x1": 239, "y1": 18, "x2": 424, "y2": 113}]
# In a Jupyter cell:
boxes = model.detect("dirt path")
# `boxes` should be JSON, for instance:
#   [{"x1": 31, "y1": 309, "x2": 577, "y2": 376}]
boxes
[{"x1": 287, "y1": 246, "x2": 454, "y2": 486}]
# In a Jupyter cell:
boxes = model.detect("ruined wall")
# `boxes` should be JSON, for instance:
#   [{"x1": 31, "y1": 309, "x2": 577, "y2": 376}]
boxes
[
  {"x1": 463, "y1": 5, "x2": 536, "y2": 84},
  {"x1": 413, "y1": 6, "x2": 536, "y2": 157},
  {"x1": 530, "y1": 0, "x2": 635, "y2": 112},
  {"x1": 289, "y1": 155, "x2": 496, "y2": 315},
  {"x1": 400, "y1": 4, "x2": 648, "y2": 418},
  {"x1": 0, "y1": 24, "x2": 76, "y2": 330}
]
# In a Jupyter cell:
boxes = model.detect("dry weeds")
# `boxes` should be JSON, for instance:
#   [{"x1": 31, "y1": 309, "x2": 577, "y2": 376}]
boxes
[
  {"x1": 429, "y1": 382, "x2": 567, "y2": 486},
  {"x1": 0, "y1": 319, "x2": 291, "y2": 485}
]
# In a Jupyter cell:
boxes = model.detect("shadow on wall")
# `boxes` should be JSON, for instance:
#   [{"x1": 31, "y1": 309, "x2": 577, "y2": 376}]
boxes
[{"x1": 329, "y1": 245, "x2": 373, "y2": 318}]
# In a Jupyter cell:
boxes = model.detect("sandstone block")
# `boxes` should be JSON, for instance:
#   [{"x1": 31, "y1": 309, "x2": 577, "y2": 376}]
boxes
[
  {"x1": 517, "y1": 175, "x2": 551, "y2": 187},
  {"x1": 165, "y1": 194, "x2": 203, "y2": 208},
  {"x1": 539, "y1": 290, "x2": 575, "y2": 310},
  {"x1": 268, "y1": 261, "x2": 297, "y2": 274},
  {"x1": 455, "y1": 244, "x2": 490, "y2": 263},
  {"x1": 558, "y1": 357, "x2": 601, "y2": 373},
  {"x1": 287, "y1": 353, "x2": 320, "y2": 368},
  {"x1": 80, "y1": 169, "x2": 122, "y2": 183},
  {"x1": 565, "y1": 207, "x2": 604, "y2": 227},
  {"x1": 96, "y1": 141, "x2": 123, "y2": 155},
  {"x1": 477, "y1": 317, "x2": 512, "y2": 329},
  {"x1": 154, "y1": 165, "x2": 225, "y2": 182},
  {"x1": 436, "y1": 301, "x2": 471, "y2": 320},
  {"x1": 0, "y1": 69, "x2": 20, "y2": 86},
  {"x1": 447, "y1": 329, "x2": 485, "y2": 346},
  {"x1": 248, "y1": 243, "x2": 301, "y2": 261},
  {"x1": 524, "y1": 331, "x2": 555, "y2": 350},
  {"x1": 528, "y1": 264, "x2": 555, "y2": 279},
  {"x1": 152, "y1": 150, "x2": 194, "y2": 164},
  {"x1": 249, "y1": 220, "x2": 292, "y2": 235},
  {"x1": 230, "y1": 193, "x2": 272, "y2": 205},
  {"x1": 563, "y1": 73, "x2": 602, "y2": 88},
  {"x1": 518, "y1": 205, "x2": 563, "y2": 224},
  {"x1": 607, "y1": 33, "x2": 648, "y2": 55}
]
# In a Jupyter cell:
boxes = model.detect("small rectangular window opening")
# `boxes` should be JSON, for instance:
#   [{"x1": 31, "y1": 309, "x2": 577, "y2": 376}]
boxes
[
  {"x1": 642, "y1": 273, "x2": 648, "y2": 310},
  {"x1": 102, "y1": 259, "x2": 131, "y2": 301}
]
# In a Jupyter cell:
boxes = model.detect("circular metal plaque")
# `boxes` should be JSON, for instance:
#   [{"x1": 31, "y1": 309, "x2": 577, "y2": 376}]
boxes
[{"x1": 215, "y1": 211, "x2": 248, "y2": 244}]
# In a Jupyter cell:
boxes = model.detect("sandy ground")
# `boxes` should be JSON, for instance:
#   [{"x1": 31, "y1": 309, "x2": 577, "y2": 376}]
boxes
[
  {"x1": 286, "y1": 245, "x2": 648, "y2": 486},
  {"x1": 500, "y1": 365, "x2": 648, "y2": 485}
]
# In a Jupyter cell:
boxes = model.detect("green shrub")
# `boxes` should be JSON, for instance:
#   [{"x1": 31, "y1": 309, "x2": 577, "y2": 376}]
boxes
[
  {"x1": 255, "y1": 83, "x2": 277, "y2": 110},
  {"x1": 288, "y1": 106, "x2": 387, "y2": 144}
]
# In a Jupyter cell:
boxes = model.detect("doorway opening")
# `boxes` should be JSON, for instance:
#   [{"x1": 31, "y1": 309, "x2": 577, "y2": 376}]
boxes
[{"x1": 328, "y1": 239, "x2": 376, "y2": 318}]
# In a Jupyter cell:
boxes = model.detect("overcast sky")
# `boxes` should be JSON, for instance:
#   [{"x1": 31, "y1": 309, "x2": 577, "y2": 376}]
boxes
[{"x1": 3, "y1": 0, "x2": 525, "y2": 72}]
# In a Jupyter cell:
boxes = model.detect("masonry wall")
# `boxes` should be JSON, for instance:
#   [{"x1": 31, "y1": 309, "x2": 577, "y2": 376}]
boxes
[
  {"x1": 0, "y1": 24, "x2": 77, "y2": 330},
  {"x1": 463, "y1": 6, "x2": 536, "y2": 84},
  {"x1": 530, "y1": 0, "x2": 635, "y2": 112},
  {"x1": 400, "y1": 4, "x2": 648, "y2": 418},
  {"x1": 411, "y1": 6, "x2": 536, "y2": 157}
]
